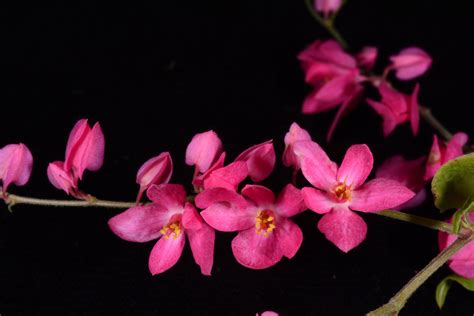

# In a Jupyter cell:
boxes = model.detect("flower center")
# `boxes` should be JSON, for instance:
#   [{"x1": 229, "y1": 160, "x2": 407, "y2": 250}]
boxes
[
  {"x1": 332, "y1": 182, "x2": 352, "y2": 202},
  {"x1": 255, "y1": 210, "x2": 276, "y2": 237},
  {"x1": 160, "y1": 219, "x2": 182, "y2": 240}
]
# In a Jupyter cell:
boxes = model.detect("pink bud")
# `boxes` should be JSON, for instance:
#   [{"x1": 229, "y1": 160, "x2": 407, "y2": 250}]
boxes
[
  {"x1": 0, "y1": 143, "x2": 33, "y2": 193},
  {"x1": 389, "y1": 47, "x2": 432, "y2": 80},
  {"x1": 47, "y1": 161, "x2": 77, "y2": 195},
  {"x1": 185, "y1": 130, "x2": 223, "y2": 173},
  {"x1": 283, "y1": 123, "x2": 312, "y2": 169},
  {"x1": 135, "y1": 152, "x2": 173, "y2": 203},
  {"x1": 235, "y1": 140, "x2": 275, "y2": 182},
  {"x1": 314, "y1": 0, "x2": 343, "y2": 17},
  {"x1": 356, "y1": 46, "x2": 378, "y2": 71},
  {"x1": 64, "y1": 119, "x2": 105, "y2": 180}
]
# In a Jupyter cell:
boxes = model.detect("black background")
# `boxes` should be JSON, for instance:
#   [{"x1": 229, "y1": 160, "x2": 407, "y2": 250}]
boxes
[{"x1": 1, "y1": 0, "x2": 473, "y2": 314}]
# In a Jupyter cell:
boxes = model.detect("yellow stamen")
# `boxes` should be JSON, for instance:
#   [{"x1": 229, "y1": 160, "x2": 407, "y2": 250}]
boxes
[
  {"x1": 160, "y1": 221, "x2": 182, "y2": 239},
  {"x1": 255, "y1": 210, "x2": 276, "y2": 237}
]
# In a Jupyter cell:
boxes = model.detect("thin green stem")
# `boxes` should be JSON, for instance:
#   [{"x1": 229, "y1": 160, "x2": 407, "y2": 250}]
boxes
[
  {"x1": 374, "y1": 209, "x2": 471, "y2": 237},
  {"x1": 367, "y1": 232, "x2": 473, "y2": 316},
  {"x1": 304, "y1": 0, "x2": 349, "y2": 49},
  {"x1": 419, "y1": 105, "x2": 453, "y2": 141},
  {"x1": 2, "y1": 192, "x2": 134, "y2": 209}
]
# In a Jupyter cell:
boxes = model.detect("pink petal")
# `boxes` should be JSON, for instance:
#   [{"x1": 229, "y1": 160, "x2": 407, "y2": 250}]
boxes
[
  {"x1": 136, "y1": 152, "x2": 173, "y2": 189},
  {"x1": 108, "y1": 204, "x2": 170, "y2": 242},
  {"x1": 366, "y1": 99, "x2": 397, "y2": 137},
  {"x1": 235, "y1": 140, "x2": 276, "y2": 182},
  {"x1": 337, "y1": 144, "x2": 373, "y2": 189},
  {"x1": 315, "y1": 0, "x2": 343, "y2": 16},
  {"x1": 276, "y1": 218, "x2": 303, "y2": 258},
  {"x1": 47, "y1": 161, "x2": 77, "y2": 195},
  {"x1": 298, "y1": 40, "x2": 356, "y2": 70},
  {"x1": 409, "y1": 84, "x2": 420, "y2": 136},
  {"x1": 350, "y1": 178, "x2": 415, "y2": 213},
  {"x1": 200, "y1": 202, "x2": 255, "y2": 232},
  {"x1": 203, "y1": 161, "x2": 248, "y2": 191},
  {"x1": 424, "y1": 135, "x2": 442, "y2": 180},
  {"x1": 283, "y1": 122, "x2": 312, "y2": 169},
  {"x1": 182, "y1": 202, "x2": 203, "y2": 231},
  {"x1": 444, "y1": 132, "x2": 468, "y2": 163},
  {"x1": 146, "y1": 184, "x2": 186, "y2": 209},
  {"x1": 0, "y1": 143, "x2": 34, "y2": 192},
  {"x1": 327, "y1": 85, "x2": 363, "y2": 142},
  {"x1": 376, "y1": 155, "x2": 426, "y2": 192},
  {"x1": 231, "y1": 228, "x2": 283, "y2": 269},
  {"x1": 356, "y1": 46, "x2": 378, "y2": 71},
  {"x1": 148, "y1": 233, "x2": 185, "y2": 275},
  {"x1": 394, "y1": 189, "x2": 427, "y2": 211},
  {"x1": 390, "y1": 47, "x2": 432, "y2": 80},
  {"x1": 275, "y1": 184, "x2": 304, "y2": 217},
  {"x1": 65, "y1": 121, "x2": 105, "y2": 180},
  {"x1": 195, "y1": 187, "x2": 249, "y2": 210},
  {"x1": 241, "y1": 185, "x2": 275, "y2": 207},
  {"x1": 378, "y1": 83, "x2": 408, "y2": 115},
  {"x1": 293, "y1": 140, "x2": 337, "y2": 190},
  {"x1": 261, "y1": 312, "x2": 279, "y2": 316},
  {"x1": 317, "y1": 207, "x2": 367, "y2": 252},
  {"x1": 187, "y1": 222, "x2": 215, "y2": 275},
  {"x1": 193, "y1": 152, "x2": 226, "y2": 189},
  {"x1": 185, "y1": 130, "x2": 223, "y2": 173},
  {"x1": 302, "y1": 89, "x2": 339, "y2": 114},
  {"x1": 301, "y1": 187, "x2": 334, "y2": 214}
]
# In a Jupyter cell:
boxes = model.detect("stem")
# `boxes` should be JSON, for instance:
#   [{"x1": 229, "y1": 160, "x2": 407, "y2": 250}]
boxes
[
  {"x1": 2, "y1": 192, "x2": 134, "y2": 209},
  {"x1": 374, "y1": 210, "x2": 471, "y2": 237},
  {"x1": 418, "y1": 105, "x2": 453, "y2": 141},
  {"x1": 367, "y1": 232, "x2": 473, "y2": 316},
  {"x1": 304, "y1": 0, "x2": 349, "y2": 49}
]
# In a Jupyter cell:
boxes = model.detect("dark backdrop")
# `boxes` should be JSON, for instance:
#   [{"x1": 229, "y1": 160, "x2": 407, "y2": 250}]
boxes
[{"x1": 1, "y1": 0, "x2": 473, "y2": 315}]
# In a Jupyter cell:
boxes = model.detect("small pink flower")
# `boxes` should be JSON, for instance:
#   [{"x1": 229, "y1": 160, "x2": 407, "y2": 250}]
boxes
[
  {"x1": 47, "y1": 119, "x2": 105, "y2": 199},
  {"x1": 389, "y1": 47, "x2": 432, "y2": 80},
  {"x1": 235, "y1": 140, "x2": 276, "y2": 182},
  {"x1": 257, "y1": 312, "x2": 279, "y2": 316},
  {"x1": 366, "y1": 82, "x2": 420, "y2": 137},
  {"x1": 438, "y1": 213, "x2": 474, "y2": 278},
  {"x1": 109, "y1": 184, "x2": 215, "y2": 275},
  {"x1": 356, "y1": 46, "x2": 378, "y2": 71},
  {"x1": 314, "y1": 0, "x2": 343, "y2": 18},
  {"x1": 294, "y1": 141, "x2": 415, "y2": 252},
  {"x1": 186, "y1": 130, "x2": 223, "y2": 175},
  {"x1": 376, "y1": 155, "x2": 427, "y2": 210},
  {"x1": 298, "y1": 40, "x2": 363, "y2": 140},
  {"x1": 196, "y1": 184, "x2": 304, "y2": 269},
  {"x1": 135, "y1": 152, "x2": 173, "y2": 203},
  {"x1": 424, "y1": 132, "x2": 468, "y2": 180},
  {"x1": 0, "y1": 143, "x2": 33, "y2": 194}
]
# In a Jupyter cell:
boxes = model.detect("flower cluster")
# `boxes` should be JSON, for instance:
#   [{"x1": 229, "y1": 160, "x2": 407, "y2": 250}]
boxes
[{"x1": 298, "y1": 39, "x2": 432, "y2": 140}]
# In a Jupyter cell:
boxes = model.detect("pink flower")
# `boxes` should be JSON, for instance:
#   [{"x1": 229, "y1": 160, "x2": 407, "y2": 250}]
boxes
[
  {"x1": 314, "y1": 0, "x2": 342, "y2": 18},
  {"x1": 47, "y1": 119, "x2": 105, "y2": 199},
  {"x1": 283, "y1": 122, "x2": 312, "y2": 170},
  {"x1": 0, "y1": 143, "x2": 33, "y2": 194},
  {"x1": 235, "y1": 140, "x2": 276, "y2": 182},
  {"x1": 136, "y1": 152, "x2": 173, "y2": 203},
  {"x1": 294, "y1": 141, "x2": 415, "y2": 252},
  {"x1": 298, "y1": 40, "x2": 363, "y2": 140},
  {"x1": 196, "y1": 184, "x2": 304, "y2": 269},
  {"x1": 366, "y1": 82, "x2": 420, "y2": 137},
  {"x1": 356, "y1": 46, "x2": 378, "y2": 71},
  {"x1": 257, "y1": 312, "x2": 279, "y2": 316},
  {"x1": 438, "y1": 213, "x2": 474, "y2": 278},
  {"x1": 424, "y1": 133, "x2": 468, "y2": 180},
  {"x1": 389, "y1": 47, "x2": 432, "y2": 80},
  {"x1": 108, "y1": 184, "x2": 215, "y2": 275},
  {"x1": 186, "y1": 130, "x2": 223, "y2": 175},
  {"x1": 376, "y1": 155, "x2": 427, "y2": 210}
]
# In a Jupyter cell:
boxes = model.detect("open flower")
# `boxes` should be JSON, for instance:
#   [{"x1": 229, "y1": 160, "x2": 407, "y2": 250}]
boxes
[
  {"x1": 298, "y1": 40, "x2": 363, "y2": 140},
  {"x1": 388, "y1": 47, "x2": 432, "y2": 80},
  {"x1": 424, "y1": 132, "x2": 468, "y2": 180},
  {"x1": 438, "y1": 213, "x2": 474, "y2": 278},
  {"x1": 196, "y1": 184, "x2": 304, "y2": 269},
  {"x1": 366, "y1": 82, "x2": 420, "y2": 137},
  {"x1": 294, "y1": 141, "x2": 415, "y2": 252},
  {"x1": 47, "y1": 119, "x2": 105, "y2": 199},
  {"x1": 0, "y1": 143, "x2": 33, "y2": 194},
  {"x1": 109, "y1": 184, "x2": 215, "y2": 275},
  {"x1": 135, "y1": 152, "x2": 173, "y2": 203}
]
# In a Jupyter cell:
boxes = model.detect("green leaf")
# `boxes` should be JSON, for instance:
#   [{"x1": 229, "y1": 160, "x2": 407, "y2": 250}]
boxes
[
  {"x1": 432, "y1": 153, "x2": 474, "y2": 212},
  {"x1": 435, "y1": 274, "x2": 474, "y2": 309},
  {"x1": 452, "y1": 202, "x2": 474, "y2": 234}
]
